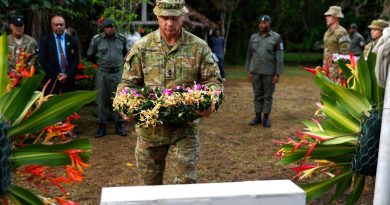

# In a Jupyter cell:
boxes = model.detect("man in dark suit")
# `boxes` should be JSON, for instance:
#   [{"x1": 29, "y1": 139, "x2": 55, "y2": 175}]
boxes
[{"x1": 39, "y1": 15, "x2": 79, "y2": 95}]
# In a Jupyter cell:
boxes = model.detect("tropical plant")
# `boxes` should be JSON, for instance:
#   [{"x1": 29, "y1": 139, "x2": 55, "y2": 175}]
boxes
[
  {"x1": 274, "y1": 52, "x2": 383, "y2": 204},
  {"x1": 0, "y1": 33, "x2": 97, "y2": 204}
]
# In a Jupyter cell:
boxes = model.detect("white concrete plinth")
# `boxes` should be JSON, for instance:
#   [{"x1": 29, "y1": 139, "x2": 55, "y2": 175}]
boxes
[{"x1": 100, "y1": 180, "x2": 305, "y2": 205}]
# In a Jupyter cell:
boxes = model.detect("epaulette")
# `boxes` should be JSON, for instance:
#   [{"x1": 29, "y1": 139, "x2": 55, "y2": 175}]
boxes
[{"x1": 91, "y1": 33, "x2": 103, "y2": 42}]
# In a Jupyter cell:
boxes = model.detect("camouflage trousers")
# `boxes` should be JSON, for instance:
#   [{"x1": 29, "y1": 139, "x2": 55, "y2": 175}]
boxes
[{"x1": 135, "y1": 124, "x2": 200, "y2": 185}]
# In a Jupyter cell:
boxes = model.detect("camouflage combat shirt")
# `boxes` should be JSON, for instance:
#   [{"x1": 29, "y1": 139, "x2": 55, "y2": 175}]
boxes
[
  {"x1": 323, "y1": 25, "x2": 350, "y2": 66},
  {"x1": 8, "y1": 34, "x2": 38, "y2": 70},
  {"x1": 117, "y1": 28, "x2": 223, "y2": 94},
  {"x1": 363, "y1": 40, "x2": 377, "y2": 59}
]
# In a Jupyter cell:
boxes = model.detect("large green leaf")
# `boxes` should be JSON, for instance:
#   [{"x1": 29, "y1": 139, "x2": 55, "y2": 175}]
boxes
[
  {"x1": 13, "y1": 91, "x2": 41, "y2": 125},
  {"x1": 8, "y1": 185, "x2": 43, "y2": 205},
  {"x1": 0, "y1": 33, "x2": 9, "y2": 97},
  {"x1": 301, "y1": 171, "x2": 352, "y2": 202},
  {"x1": 9, "y1": 90, "x2": 97, "y2": 137},
  {"x1": 366, "y1": 52, "x2": 384, "y2": 106},
  {"x1": 315, "y1": 73, "x2": 371, "y2": 117},
  {"x1": 321, "y1": 99, "x2": 360, "y2": 133},
  {"x1": 330, "y1": 171, "x2": 353, "y2": 202},
  {"x1": 277, "y1": 144, "x2": 355, "y2": 165},
  {"x1": 355, "y1": 56, "x2": 372, "y2": 101},
  {"x1": 346, "y1": 174, "x2": 365, "y2": 205},
  {"x1": 0, "y1": 75, "x2": 44, "y2": 123},
  {"x1": 337, "y1": 59, "x2": 353, "y2": 81},
  {"x1": 10, "y1": 138, "x2": 91, "y2": 166}
]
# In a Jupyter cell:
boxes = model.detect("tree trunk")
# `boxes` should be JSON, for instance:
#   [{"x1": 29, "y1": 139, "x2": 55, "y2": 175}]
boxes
[{"x1": 26, "y1": 9, "x2": 50, "y2": 40}]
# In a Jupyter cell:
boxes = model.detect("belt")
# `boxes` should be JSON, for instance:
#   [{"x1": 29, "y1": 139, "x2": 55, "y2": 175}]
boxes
[{"x1": 101, "y1": 67, "x2": 120, "y2": 73}]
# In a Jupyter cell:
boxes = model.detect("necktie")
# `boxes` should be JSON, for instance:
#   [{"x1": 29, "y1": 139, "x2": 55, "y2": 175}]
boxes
[{"x1": 57, "y1": 35, "x2": 67, "y2": 71}]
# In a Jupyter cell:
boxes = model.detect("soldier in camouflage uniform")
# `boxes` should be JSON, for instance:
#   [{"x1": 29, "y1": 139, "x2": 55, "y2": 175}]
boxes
[
  {"x1": 8, "y1": 16, "x2": 38, "y2": 71},
  {"x1": 116, "y1": 0, "x2": 223, "y2": 185},
  {"x1": 87, "y1": 18, "x2": 129, "y2": 138},
  {"x1": 364, "y1": 19, "x2": 389, "y2": 58},
  {"x1": 323, "y1": 6, "x2": 350, "y2": 78},
  {"x1": 245, "y1": 15, "x2": 283, "y2": 128}
]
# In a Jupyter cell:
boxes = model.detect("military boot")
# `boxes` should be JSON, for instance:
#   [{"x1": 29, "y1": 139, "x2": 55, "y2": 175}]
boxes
[
  {"x1": 263, "y1": 113, "x2": 271, "y2": 128},
  {"x1": 248, "y1": 112, "x2": 262, "y2": 126},
  {"x1": 95, "y1": 123, "x2": 106, "y2": 138},
  {"x1": 115, "y1": 122, "x2": 127, "y2": 137}
]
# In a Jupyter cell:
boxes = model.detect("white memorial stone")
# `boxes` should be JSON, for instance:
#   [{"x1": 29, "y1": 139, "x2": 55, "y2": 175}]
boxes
[{"x1": 100, "y1": 180, "x2": 305, "y2": 205}]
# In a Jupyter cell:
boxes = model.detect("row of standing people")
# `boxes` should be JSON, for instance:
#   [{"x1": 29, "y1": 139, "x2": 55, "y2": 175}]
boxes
[
  {"x1": 7, "y1": 15, "x2": 142, "y2": 138},
  {"x1": 323, "y1": 6, "x2": 389, "y2": 78}
]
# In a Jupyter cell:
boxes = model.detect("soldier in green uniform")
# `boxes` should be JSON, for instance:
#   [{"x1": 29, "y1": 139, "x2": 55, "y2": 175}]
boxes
[
  {"x1": 323, "y1": 6, "x2": 350, "y2": 78},
  {"x1": 364, "y1": 19, "x2": 389, "y2": 58},
  {"x1": 8, "y1": 16, "x2": 38, "y2": 71},
  {"x1": 245, "y1": 15, "x2": 283, "y2": 128},
  {"x1": 87, "y1": 19, "x2": 129, "y2": 138},
  {"x1": 116, "y1": 0, "x2": 223, "y2": 185}
]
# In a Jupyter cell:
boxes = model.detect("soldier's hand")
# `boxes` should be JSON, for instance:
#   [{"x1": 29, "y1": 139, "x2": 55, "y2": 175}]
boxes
[
  {"x1": 57, "y1": 73, "x2": 68, "y2": 83},
  {"x1": 196, "y1": 109, "x2": 213, "y2": 117},
  {"x1": 272, "y1": 74, "x2": 280, "y2": 84},
  {"x1": 121, "y1": 113, "x2": 135, "y2": 123}
]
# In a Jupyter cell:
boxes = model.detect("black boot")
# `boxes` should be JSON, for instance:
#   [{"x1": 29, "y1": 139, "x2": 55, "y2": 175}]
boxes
[
  {"x1": 248, "y1": 112, "x2": 262, "y2": 126},
  {"x1": 263, "y1": 113, "x2": 271, "y2": 128},
  {"x1": 115, "y1": 122, "x2": 127, "y2": 137},
  {"x1": 95, "y1": 123, "x2": 106, "y2": 138}
]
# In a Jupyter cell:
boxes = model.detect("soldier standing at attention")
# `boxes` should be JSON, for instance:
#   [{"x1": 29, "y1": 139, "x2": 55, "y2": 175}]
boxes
[
  {"x1": 323, "y1": 6, "x2": 350, "y2": 78},
  {"x1": 348, "y1": 23, "x2": 365, "y2": 57},
  {"x1": 363, "y1": 19, "x2": 389, "y2": 58},
  {"x1": 8, "y1": 16, "x2": 38, "y2": 70},
  {"x1": 87, "y1": 19, "x2": 128, "y2": 138},
  {"x1": 245, "y1": 15, "x2": 283, "y2": 128},
  {"x1": 116, "y1": 0, "x2": 223, "y2": 185}
]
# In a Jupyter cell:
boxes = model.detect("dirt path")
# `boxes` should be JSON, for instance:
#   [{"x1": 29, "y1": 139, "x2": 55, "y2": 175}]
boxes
[{"x1": 68, "y1": 66, "x2": 374, "y2": 204}]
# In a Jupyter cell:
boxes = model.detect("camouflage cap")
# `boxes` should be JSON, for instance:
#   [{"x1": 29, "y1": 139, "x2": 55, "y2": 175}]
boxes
[
  {"x1": 324, "y1": 6, "x2": 344, "y2": 18},
  {"x1": 153, "y1": 0, "x2": 188, "y2": 16},
  {"x1": 368, "y1": 19, "x2": 389, "y2": 30}
]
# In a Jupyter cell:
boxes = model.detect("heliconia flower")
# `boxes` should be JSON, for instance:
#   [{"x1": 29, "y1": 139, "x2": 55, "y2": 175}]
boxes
[
  {"x1": 98, "y1": 18, "x2": 104, "y2": 25},
  {"x1": 64, "y1": 150, "x2": 90, "y2": 173},
  {"x1": 274, "y1": 148, "x2": 285, "y2": 159},
  {"x1": 68, "y1": 113, "x2": 80, "y2": 121},
  {"x1": 349, "y1": 52, "x2": 356, "y2": 69},
  {"x1": 272, "y1": 139, "x2": 287, "y2": 145},
  {"x1": 93, "y1": 64, "x2": 98, "y2": 68},
  {"x1": 304, "y1": 67, "x2": 317, "y2": 75},
  {"x1": 56, "y1": 197, "x2": 79, "y2": 205},
  {"x1": 324, "y1": 56, "x2": 330, "y2": 77},
  {"x1": 291, "y1": 164, "x2": 317, "y2": 173},
  {"x1": 65, "y1": 166, "x2": 84, "y2": 182},
  {"x1": 44, "y1": 121, "x2": 76, "y2": 142},
  {"x1": 77, "y1": 63, "x2": 83, "y2": 70},
  {"x1": 20, "y1": 165, "x2": 49, "y2": 178},
  {"x1": 162, "y1": 88, "x2": 173, "y2": 96}
]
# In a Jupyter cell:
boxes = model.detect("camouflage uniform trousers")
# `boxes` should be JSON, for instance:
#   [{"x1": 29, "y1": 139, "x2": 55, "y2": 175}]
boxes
[{"x1": 135, "y1": 124, "x2": 200, "y2": 185}]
